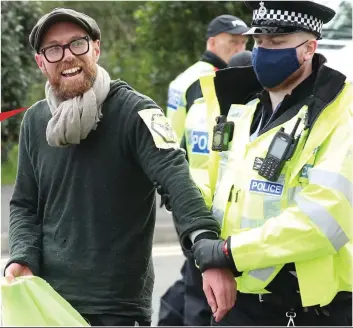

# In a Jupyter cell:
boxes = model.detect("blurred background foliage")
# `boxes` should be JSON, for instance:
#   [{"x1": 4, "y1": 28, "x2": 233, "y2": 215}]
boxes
[{"x1": 1, "y1": 1, "x2": 252, "y2": 183}]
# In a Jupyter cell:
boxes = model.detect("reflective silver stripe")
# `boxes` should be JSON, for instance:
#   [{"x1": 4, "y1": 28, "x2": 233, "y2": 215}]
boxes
[
  {"x1": 308, "y1": 169, "x2": 353, "y2": 206},
  {"x1": 240, "y1": 217, "x2": 264, "y2": 229},
  {"x1": 287, "y1": 186, "x2": 303, "y2": 206},
  {"x1": 263, "y1": 196, "x2": 281, "y2": 219},
  {"x1": 263, "y1": 174, "x2": 284, "y2": 218},
  {"x1": 212, "y1": 207, "x2": 224, "y2": 225},
  {"x1": 248, "y1": 267, "x2": 275, "y2": 281},
  {"x1": 295, "y1": 194, "x2": 349, "y2": 251},
  {"x1": 217, "y1": 152, "x2": 229, "y2": 183}
]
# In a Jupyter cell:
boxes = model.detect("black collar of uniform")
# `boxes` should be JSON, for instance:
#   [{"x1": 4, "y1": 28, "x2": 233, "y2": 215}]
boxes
[
  {"x1": 200, "y1": 50, "x2": 228, "y2": 70},
  {"x1": 308, "y1": 54, "x2": 347, "y2": 126}
]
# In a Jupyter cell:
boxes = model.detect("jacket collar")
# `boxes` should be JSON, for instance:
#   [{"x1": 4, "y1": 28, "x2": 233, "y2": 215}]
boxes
[
  {"x1": 306, "y1": 53, "x2": 347, "y2": 126},
  {"x1": 200, "y1": 51, "x2": 228, "y2": 70}
]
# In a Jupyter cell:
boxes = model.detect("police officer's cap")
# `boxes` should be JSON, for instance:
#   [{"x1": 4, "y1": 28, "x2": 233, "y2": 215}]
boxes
[
  {"x1": 206, "y1": 15, "x2": 250, "y2": 38},
  {"x1": 29, "y1": 8, "x2": 101, "y2": 53},
  {"x1": 243, "y1": 1, "x2": 336, "y2": 39}
]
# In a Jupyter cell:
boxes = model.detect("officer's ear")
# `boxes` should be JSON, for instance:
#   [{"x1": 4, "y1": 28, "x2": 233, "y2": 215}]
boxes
[
  {"x1": 301, "y1": 32, "x2": 317, "y2": 61},
  {"x1": 206, "y1": 37, "x2": 217, "y2": 51},
  {"x1": 303, "y1": 39, "x2": 317, "y2": 61}
]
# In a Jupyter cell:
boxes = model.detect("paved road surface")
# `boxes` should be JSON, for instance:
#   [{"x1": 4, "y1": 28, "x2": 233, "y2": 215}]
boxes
[
  {"x1": 1, "y1": 245, "x2": 185, "y2": 326},
  {"x1": 1, "y1": 185, "x2": 13, "y2": 235}
]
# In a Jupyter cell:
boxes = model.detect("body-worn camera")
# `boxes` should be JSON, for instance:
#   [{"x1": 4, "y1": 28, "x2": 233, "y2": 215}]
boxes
[{"x1": 212, "y1": 115, "x2": 234, "y2": 152}]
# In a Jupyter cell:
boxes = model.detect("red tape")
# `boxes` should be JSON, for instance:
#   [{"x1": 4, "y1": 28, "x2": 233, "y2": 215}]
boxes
[{"x1": 0, "y1": 107, "x2": 28, "y2": 122}]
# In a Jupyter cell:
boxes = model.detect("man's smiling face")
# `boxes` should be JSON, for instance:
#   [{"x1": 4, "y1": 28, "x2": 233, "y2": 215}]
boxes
[{"x1": 35, "y1": 21, "x2": 100, "y2": 99}]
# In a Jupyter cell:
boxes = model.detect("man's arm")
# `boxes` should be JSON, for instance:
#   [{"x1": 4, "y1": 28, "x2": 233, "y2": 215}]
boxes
[
  {"x1": 127, "y1": 95, "x2": 236, "y2": 322},
  {"x1": 127, "y1": 96, "x2": 220, "y2": 250},
  {"x1": 5, "y1": 113, "x2": 41, "y2": 275},
  {"x1": 193, "y1": 110, "x2": 353, "y2": 274}
]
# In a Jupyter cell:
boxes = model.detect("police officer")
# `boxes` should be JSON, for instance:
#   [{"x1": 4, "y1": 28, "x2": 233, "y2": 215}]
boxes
[
  {"x1": 158, "y1": 16, "x2": 250, "y2": 327},
  {"x1": 158, "y1": 57, "x2": 260, "y2": 328},
  {"x1": 191, "y1": 1, "x2": 353, "y2": 326},
  {"x1": 166, "y1": 14, "x2": 250, "y2": 144},
  {"x1": 184, "y1": 50, "x2": 261, "y2": 207}
]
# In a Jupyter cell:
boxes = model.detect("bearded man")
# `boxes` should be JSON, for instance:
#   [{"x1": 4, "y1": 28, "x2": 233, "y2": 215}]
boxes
[{"x1": 4, "y1": 8, "x2": 236, "y2": 326}]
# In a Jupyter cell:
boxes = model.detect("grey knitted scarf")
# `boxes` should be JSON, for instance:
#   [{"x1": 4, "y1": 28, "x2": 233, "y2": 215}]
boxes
[{"x1": 45, "y1": 65, "x2": 111, "y2": 147}]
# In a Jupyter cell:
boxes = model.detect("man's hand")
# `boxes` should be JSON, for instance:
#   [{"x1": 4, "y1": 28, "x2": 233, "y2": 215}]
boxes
[
  {"x1": 203, "y1": 268, "x2": 237, "y2": 322},
  {"x1": 5, "y1": 263, "x2": 33, "y2": 283}
]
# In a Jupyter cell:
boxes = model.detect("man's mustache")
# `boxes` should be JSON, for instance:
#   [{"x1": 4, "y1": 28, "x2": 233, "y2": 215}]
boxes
[{"x1": 56, "y1": 60, "x2": 86, "y2": 75}]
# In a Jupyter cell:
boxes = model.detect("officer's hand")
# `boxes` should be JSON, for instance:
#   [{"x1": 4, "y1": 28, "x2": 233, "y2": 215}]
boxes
[
  {"x1": 192, "y1": 239, "x2": 230, "y2": 272},
  {"x1": 202, "y1": 268, "x2": 237, "y2": 323},
  {"x1": 5, "y1": 263, "x2": 33, "y2": 283}
]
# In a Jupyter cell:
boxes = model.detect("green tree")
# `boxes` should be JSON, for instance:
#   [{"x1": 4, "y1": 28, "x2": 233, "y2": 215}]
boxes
[
  {"x1": 133, "y1": 1, "x2": 253, "y2": 107},
  {"x1": 1, "y1": 1, "x2": 43, "y2": 158}
]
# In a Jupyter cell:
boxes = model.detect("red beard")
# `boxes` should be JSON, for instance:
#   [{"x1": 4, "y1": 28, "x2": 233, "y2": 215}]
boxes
[{"x1": 46, "y1": 57, "x2": 97, "y2": 99}]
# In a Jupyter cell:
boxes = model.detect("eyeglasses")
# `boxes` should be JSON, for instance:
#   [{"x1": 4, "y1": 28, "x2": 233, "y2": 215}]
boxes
[{"x1": 39, "y1": 36, "x2": 90, "y2": 63}]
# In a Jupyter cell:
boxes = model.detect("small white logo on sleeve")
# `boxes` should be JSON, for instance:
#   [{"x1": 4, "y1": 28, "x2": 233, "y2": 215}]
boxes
[{"x1": 249, "y1": 179, "x2": 283, "y2": 196}]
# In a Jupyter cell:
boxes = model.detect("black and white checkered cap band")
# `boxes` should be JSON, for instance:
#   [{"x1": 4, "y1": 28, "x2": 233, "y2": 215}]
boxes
[{"x1": 253, "y1": 9, "x2": 323, "y2": 35}]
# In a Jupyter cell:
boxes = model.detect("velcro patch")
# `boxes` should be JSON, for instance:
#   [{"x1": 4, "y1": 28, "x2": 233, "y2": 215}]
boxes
[
  {"x1": 138, "y1": 108, "x2": 179, "y2": 149},
  {"x1": 249, "y1": 179, "x2": 283, "y2": 196},
  {"x1": 253, "y1": 157, "x2": 264, "y2": 171}
]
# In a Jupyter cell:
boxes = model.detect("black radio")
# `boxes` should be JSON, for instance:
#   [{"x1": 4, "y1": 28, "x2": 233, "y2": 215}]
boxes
[
  {"x1": 212, "y1": 115, "x2": 234, "y2": 152},
  {"x1": 259, "y1": 116, "x2": 303, "y2": 182}
]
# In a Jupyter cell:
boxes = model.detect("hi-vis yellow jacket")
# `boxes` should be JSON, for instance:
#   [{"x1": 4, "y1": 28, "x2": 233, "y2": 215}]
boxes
[
  {"x1": 184, "y1": 96, "x2": 222, "y2": 209},
  {"x1": 166, "y1": 61, "x2": 215, "y2": 143},
  {"x1": 201, "y1": 68, "x2": 353, "y2": 307},
  {"x1": 184, "y1": 98, "x2": 212, "y2": 208}
]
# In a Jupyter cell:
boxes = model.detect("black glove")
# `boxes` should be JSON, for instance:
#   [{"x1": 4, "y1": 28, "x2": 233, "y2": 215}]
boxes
[
  {"x1": 192, "y1": 238, "x2": 241, "y2": 276},
  {"x1": 153, "y1": 182, "x2": 172, "y2": 211}
]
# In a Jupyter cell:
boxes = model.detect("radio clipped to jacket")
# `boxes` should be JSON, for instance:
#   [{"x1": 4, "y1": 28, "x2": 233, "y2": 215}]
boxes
[
  {"x1": 212, "y1": 115, "x2": 234, "y2": 152},
  {"x1": 259, "y1": 108, "x2": 308, "y2": 182}
]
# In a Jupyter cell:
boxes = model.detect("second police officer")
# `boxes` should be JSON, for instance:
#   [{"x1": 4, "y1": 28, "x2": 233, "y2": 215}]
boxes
[{"x1": 158, "y1": 14, "x2": 250, "y2": 327}]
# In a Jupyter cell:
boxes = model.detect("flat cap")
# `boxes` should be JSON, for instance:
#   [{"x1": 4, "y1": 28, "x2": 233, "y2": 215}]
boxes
[
  {"x1": 29, "y1": 8, "x2": 101, "y2": 52},
  {"x1": 243, "y1": 1, "x2": 336, "y2": 39}
]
